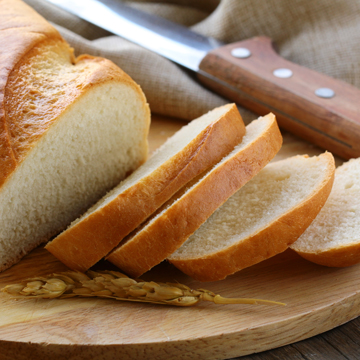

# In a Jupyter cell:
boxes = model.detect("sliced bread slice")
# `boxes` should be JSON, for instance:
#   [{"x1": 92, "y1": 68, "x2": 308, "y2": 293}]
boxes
[
  {"x1": 107, "y1": 113, "x2": 283, "y2": 278},
  {"x1": 46, "y1": 104, "x2": 245, "y2": 271},
  {"x1": 290, "y1": 158, "x2": 360, "y2": 267},
  {"x1": 169, "y1": 153, "x2": 335, "y2": 282}
]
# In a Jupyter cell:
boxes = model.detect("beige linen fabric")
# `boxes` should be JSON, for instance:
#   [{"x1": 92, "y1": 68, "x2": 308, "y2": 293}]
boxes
[{"x1": 24, "y1": 0, "x2": 360, "y2": 123}]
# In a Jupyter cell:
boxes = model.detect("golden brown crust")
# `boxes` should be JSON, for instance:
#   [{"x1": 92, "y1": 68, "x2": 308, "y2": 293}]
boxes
[
  {"x1": 170, "y1": 152, "x2": 335, "y2": 282},
  {"x1": 293, "y1": 242, "x2": 360, "y2": 268},
  {"x1": 107, "y1": 114, "x2": 283, "y2": 278},
  {"x1": 46, "y1": 104, "x2": 246, "y2": 272},
  {"x1": 0, "y1": 0, "x2": 62, "y2": 186},
  {"x1": 1, "y1": 0, "x2": 146, "y2": 187}
]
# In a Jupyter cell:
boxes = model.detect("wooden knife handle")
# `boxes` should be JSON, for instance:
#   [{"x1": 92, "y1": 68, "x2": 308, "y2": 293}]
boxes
[{"x1": 198, "y1": 36, "x2": 360, "y2": 159}]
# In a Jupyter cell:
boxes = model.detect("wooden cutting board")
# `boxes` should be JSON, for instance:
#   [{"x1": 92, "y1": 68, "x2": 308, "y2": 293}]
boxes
[{"x1": 0, "y1": 114, "x2": 358, "y2": 360}]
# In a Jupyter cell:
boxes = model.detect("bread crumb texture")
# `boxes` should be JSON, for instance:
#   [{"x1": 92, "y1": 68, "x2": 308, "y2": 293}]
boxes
[
  {"x1": 125, "y1": 115, "x2": 273, "y2": 248},
  {"x1": 70, "y1": 105, "x2": 232, "y2": 226},
  {"x1": 172, "y1": 154, "x2": 331, "y2": 258}
]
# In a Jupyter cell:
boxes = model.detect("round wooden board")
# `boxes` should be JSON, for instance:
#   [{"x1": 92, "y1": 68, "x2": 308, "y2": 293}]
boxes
[{"x1": 0, "y1": 115, "x2": 356, "y2": 360}]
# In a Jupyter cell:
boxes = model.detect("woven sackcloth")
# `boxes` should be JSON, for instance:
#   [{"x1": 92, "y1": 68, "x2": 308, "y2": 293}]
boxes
[{"x1": 24, "y1": 0, "x2": 360, "y2": 124}]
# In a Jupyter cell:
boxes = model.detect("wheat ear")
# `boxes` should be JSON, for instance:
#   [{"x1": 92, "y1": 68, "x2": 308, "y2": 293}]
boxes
[{"x1": 2, "y1": 270, "x2": 285, "y2": 307}]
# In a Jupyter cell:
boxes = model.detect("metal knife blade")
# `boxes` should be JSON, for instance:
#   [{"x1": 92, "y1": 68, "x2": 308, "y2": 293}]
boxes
[
  {"x1": 45, "y1": 0, "x2": 360, "y2": 159},
  {"x1": 46, "y1": 0, "x2": 223, "y2": 71}
]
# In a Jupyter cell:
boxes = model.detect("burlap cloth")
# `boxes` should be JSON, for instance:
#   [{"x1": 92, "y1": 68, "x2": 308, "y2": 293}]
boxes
[{"x1": 24, "y1": 0, "x2": 360, "y2": 124}]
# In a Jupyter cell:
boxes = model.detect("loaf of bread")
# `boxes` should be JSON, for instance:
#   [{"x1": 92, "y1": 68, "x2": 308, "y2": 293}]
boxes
[
  {"x1": 46, "y1": 104, "x2": 246, "y2": 271},
  {"x1": 290, "y1": 158, "x2": 360, "y2": 267},
  {"x1": 107, "y1": 113, "x2": 283, "y2": 278},
  {"x1": 168, "y1": 153, "x2": 335, "y2": 281},
  {"x1": 0, "y1": 0, "x2": 150, "y2": 271}
]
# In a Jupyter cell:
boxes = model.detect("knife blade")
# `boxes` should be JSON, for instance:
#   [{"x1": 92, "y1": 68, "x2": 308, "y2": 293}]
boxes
[
  {"x1": 47, "y1": 0, "x2": 223, "y2": 71},
  {"x1": 46, "y1": 0, "x2": 360, "y2": 160}
]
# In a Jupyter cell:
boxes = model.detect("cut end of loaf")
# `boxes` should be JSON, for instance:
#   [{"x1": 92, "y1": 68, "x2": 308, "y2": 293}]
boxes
[
  {"x1": 1, "y1": 80, "x2": 149, "y2": 272},
  {"x1": 0, "y1": 0, "x2": 150, "y2": 273},
  {"x1": 169, "y1": 152, "x2": 335, "y2": 281}
]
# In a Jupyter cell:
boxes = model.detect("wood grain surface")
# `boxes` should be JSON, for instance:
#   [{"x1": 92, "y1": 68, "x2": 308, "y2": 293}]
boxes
[{"x1": 1, "y1": 114, "x2": 358, "y2": 360}]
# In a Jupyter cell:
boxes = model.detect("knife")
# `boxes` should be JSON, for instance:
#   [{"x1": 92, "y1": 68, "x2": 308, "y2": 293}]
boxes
[{"x1": 46, "y1": 0, "x2": 360, "y2": 160}]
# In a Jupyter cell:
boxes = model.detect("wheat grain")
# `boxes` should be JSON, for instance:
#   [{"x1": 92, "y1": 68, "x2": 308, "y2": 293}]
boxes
[{"x1": 2, "y1": 270, "x2": 285, "y2": 307}]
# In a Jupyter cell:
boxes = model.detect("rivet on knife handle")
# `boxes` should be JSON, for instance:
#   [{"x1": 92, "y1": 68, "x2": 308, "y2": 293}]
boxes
[{"x1": 198, "y1": 36, "x2": 360, "y2": 160}]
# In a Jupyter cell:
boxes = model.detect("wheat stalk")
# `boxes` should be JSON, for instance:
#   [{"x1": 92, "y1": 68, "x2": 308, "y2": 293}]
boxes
[{"x1": 1, "y1": 270, "x2": 285, "y2": 307}]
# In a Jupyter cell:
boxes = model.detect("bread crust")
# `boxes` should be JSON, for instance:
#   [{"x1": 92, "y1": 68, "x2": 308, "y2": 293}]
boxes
[
  {"x1": 107, "y1": 114, "x2": 283, "y2": 278},
  {"x1": 169, "y1": 152, "x2": 335, "y2": 282},
  {"x1": 1, "y1": 0, "x2": 149, "y2": 188},
  {"x1": 0, "y1": 0, "x2": 60, "y2": 186},
  {"x1": 292, "y1": 241, "x2": 360, "y2": 268},
  {"x1": 46, "y1": 104, "x2": 246, "y2": 272}
]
